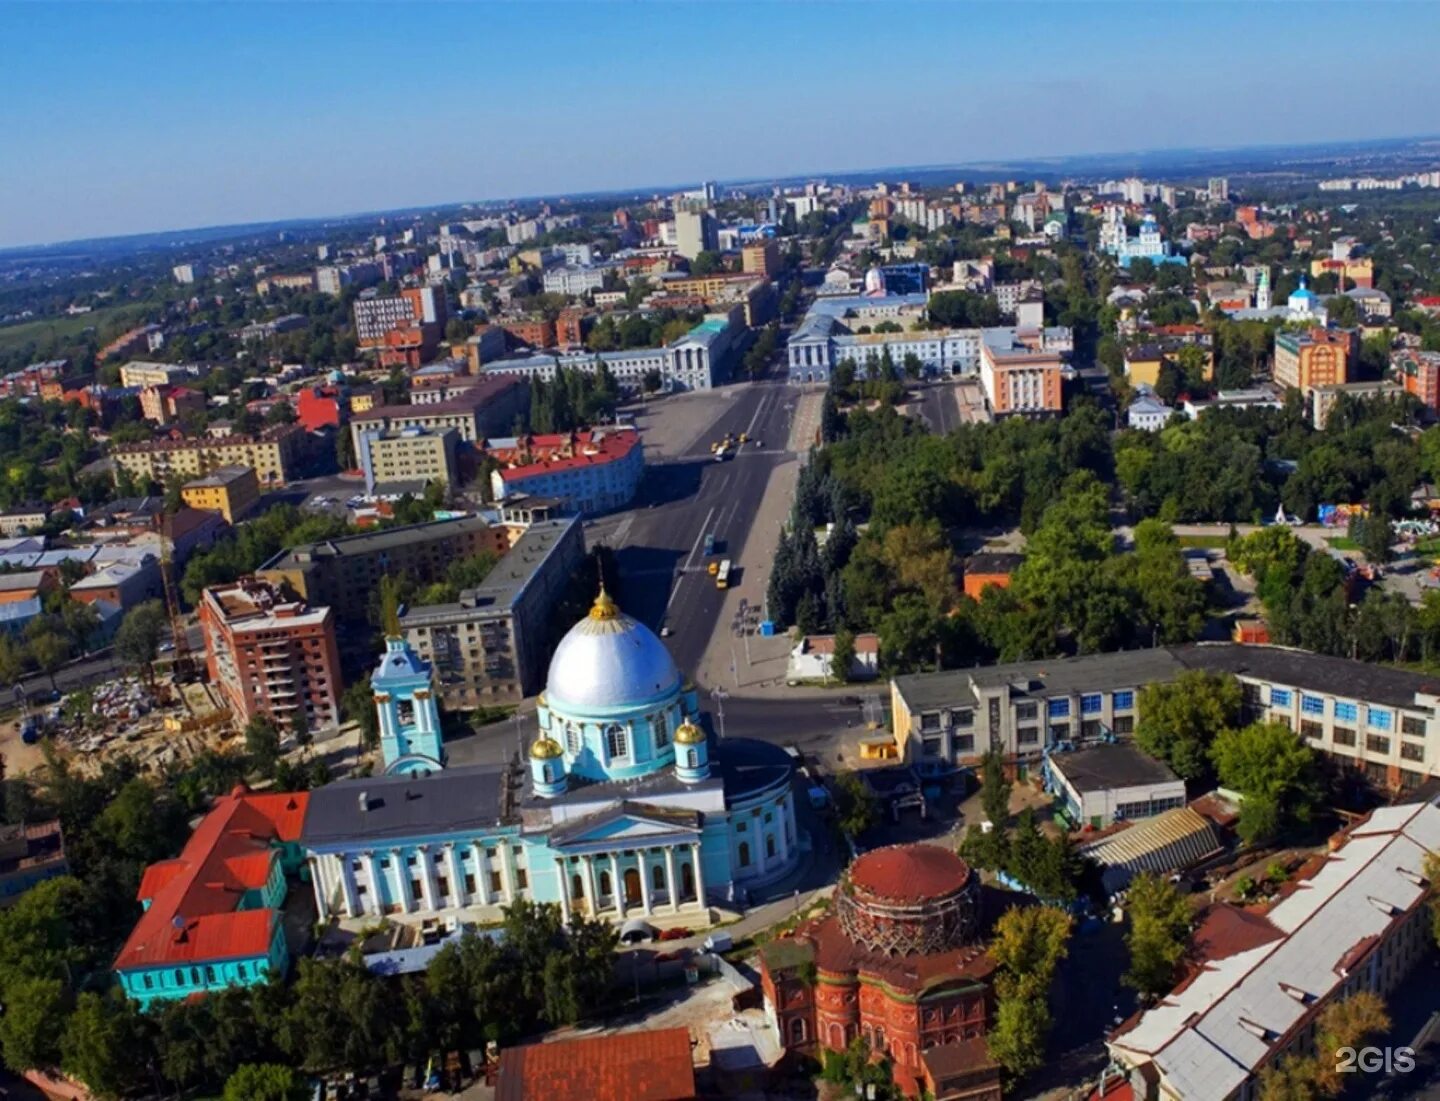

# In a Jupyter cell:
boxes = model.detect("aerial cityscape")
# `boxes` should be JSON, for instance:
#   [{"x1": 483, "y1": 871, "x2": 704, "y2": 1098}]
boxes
[{"x1": 4, "y1": 3, "x2": 1440, "y2": 1101}]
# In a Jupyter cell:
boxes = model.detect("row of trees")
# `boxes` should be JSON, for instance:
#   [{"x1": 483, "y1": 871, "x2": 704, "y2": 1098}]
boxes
[{"x1": 524, "y1": 362, "x2": 620, "y2": 433}]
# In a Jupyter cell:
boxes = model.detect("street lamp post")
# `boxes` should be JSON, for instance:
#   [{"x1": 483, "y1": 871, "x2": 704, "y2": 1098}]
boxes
[{"x1": 710, "y1": 686, "x2": 728, "y2": 740}]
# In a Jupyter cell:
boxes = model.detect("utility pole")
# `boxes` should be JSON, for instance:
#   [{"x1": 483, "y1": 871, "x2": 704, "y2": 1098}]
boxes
[{"x1": 710, "y1": 686, "x2": 728, "y2": 740}]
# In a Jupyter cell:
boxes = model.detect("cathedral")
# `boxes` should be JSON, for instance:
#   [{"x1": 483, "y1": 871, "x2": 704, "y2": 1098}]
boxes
[{"x1": 301, "y1": 588, "x2": 799, "y2": 926}]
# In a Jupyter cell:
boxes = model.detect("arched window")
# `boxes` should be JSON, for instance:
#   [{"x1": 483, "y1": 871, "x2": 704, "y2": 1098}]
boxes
[
  {"x1": 571, "y1": 873, "x2": 583, "y2": 900},
  {"x1": 687, "y1": 749, "x2": 698, "y2": 768},
  {"x1": 564, "y1": 723, "x2": 581, "y2": 755},
  {"x1": 652, "y1": 864, "x2": 665, "y2": 892},
  {"x1": 681, "y1": 862, "x2": 695, "y2": 898},
  {"x1": 653, "y1": 713, "x2": 669, "y2": 748},
  {"x1": 738, "y1": 841, "x2": 751, "y2": 868},
  {"x1": 605, "y1": 724, "x2": 628, "y2": 759},
  {"x1": 790, "y1": 1017, "x2": 807, "y2": 1044},
  {"x1": 766, "y1": 834, "x2": 777, "y2": 859},
  {"x1": 599, "y1": 870, "x2": 613, "y2": 897}
]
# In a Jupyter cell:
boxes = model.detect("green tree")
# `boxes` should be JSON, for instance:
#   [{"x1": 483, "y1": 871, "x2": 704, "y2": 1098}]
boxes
[
  {"x1": 1210, "y1": 721, "x2": 1325, "y2": 843},
  {"x1": 113, "y1": 600, "x2": 168, "y2": 683},
  {"x1": 1124, "y1": 872, "x2": 1193, "y2": 997},
  {"x1": 986, "y1": 905, "x2": 1072, "y2": 1079},
  {"x1": 829, "y1": 628, "x2": 856, "y2": 683},
  {"x1": 223, "y1": 1063, "x2": 307, "y2": 1101},
  {"x1": 0, "y1": 976, "x2": 68, "y2": 1071},
  {"x1": 833, "y1": 772, "x2": 877, "y2": 839},
  {"x1": 980, "y1": 749, "x2": 1012, "y2": 831},
  {"x1": 25, "y1": 629, "x2": 70, "y2": 691},
  {"x1": 61, "y1": 991, "x2": 152, "y2": 1099},
  {"x1": 244, "y1": 715, "x2": 282, "y2": 778},
  {"x1": 1134, "y1": 670, "x2": 1242, "y2": 780},
  {"x1": 342, "y1": 677, "x2": 380, "y2": 751}
]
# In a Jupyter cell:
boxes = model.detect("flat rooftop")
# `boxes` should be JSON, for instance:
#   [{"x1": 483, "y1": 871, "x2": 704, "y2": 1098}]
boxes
[
  {"x1": 1050, "y1": 742, "x2": 1180, "y2": 793},
  {"x1": 894, "y1": 649, "x2": 1184, "y2": 712},
  {"x1": 401, "y1": 517, "x2": 580, "y2": 622},
  {"x1": 260, "y1": 515, "x2": 496, "y2": 568},
  {"x1": 301, "y1": 765, "x2": 512, "y2": 846}
]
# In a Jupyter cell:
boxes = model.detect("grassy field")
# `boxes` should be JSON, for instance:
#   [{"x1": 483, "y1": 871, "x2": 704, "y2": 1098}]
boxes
[
  {"x1": 1325, "y1": 536, "x2": 1361, "y2": 551},
  {"x1": 0, "y1": 301, "x2": 155, "y2": 357},
  {"x1": 1177, "y1": 534, "x2": 1230, "y2": 550}
]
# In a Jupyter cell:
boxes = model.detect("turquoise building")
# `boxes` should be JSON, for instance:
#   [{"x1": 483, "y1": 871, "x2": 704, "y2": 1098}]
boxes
[
  {"x1": 114, "y1": 787, "x2": 309, "y2": 1007},
  {"x1": 301, "y1": 589, "x2": 799, "y2": 927}
]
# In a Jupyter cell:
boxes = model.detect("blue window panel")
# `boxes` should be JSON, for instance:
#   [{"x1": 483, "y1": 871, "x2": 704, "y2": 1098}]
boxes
[
  {"x1": 1269, "y1": 688, "x2": 1292, "y2": 708},
  {"x1": 1113, "y1": 690, "x2": 1135, "y2": 711},
  {"x1": 1367, "y1": 708, "x2": 1392, "y2": 731},
  {"x1": 1335, "y1": 701, "x2": 1358, "y2": 723},
  {"x1": 1081, "y1": 694, "x2": 1103, "y2": 715},
  {"x1": 1301, "y1": 695, "x2": 1325, "y2": 717},
  {"x1": 1047, "y1": 698, "x2": 1070, "y2": 719}
]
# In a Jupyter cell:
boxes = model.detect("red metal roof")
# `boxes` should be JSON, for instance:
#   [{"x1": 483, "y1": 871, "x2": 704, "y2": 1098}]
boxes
[
  {"x1": 849, "y1": 844, "x2": 973, "y2": 903},
  {"x1": 493, "y1": 429, "x2": 641, "y2": 482},
  {"x1": 114, "y1": 786, "x2": 308, "y2": 971},
  {"x1": 495, "y1": 1028, "x2": 696, "y2": 1101}
]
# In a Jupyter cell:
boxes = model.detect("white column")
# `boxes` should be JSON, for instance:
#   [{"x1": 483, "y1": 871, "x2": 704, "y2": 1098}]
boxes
[
  {"x1": 664, "y1": 846, "x2": 680, "y2": 914},
  {"x1": 580, "y1": 854, "x2": 596, "y2": 915},
  {"x1": 776, "y1": 814, "x2": 791, "y2": 865},
  {"x1": 471, "y1": 842, "x2": 492, "y2": 906},
  {"x1": 637, "y1": 849, "x2": 652, "y2": 916},
  {"x1": 756, "y1": 824, "x2": 769, "y2": 877},
  {"x1": 394, "y1": 848, "x2": 415, "y2": 913},
  {"x1": 611, "y1": 853, "x2": 626, "y2": 918},
  {"x1": 499, "y1": 843, "x2": 516, "y2": 904},
  {"x1": 690, "y1": 842, "x2": 706, "y2": 910},
  {"x1": 558, "y1": 860, "x2": 572, "y2": 924},
  {"x1": 339, "y1": 856, "x2": 361, "y2": 917},
  {"x1": 419, "y1": 846, "x2": 439, "y2": 912},
  {"x1": 446, "y1": 844, "x2": 466, "y2": 908},
  {"x1": 366, "y1": 852, "x2": 385, "y2": 916}
]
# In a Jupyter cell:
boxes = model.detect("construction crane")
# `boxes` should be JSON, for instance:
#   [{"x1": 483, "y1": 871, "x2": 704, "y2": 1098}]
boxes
[{"x1": 160, "y1": 515, "x2": 196, "y2": 682}]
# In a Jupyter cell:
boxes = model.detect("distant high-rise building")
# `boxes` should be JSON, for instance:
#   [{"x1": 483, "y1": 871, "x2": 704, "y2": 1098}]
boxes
[
  {"x1": 675, "y1": 208, "x2": 718, "y2": 260},
  {"x1": 1208, "y1": 176, "x2": 1229, "y2": 202},
  {"x1": 1121, "y1": 177, "x2": 1146, "y2": 206},
  {"x1": 172, "y1": 262, "x2": 204, "y2": 284}
]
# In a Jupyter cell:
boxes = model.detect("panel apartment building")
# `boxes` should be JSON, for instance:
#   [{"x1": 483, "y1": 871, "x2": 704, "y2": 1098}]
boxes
[
  {"x1": 257, "y1": 515, "x2": 514, "y2": 626},
  {"x1": 111, "y1": 424, "x2": 303, "y2": 487},
  {"x1": 399, "y1": 517, "x2": 585, "y2": 707},
  {"x1": 890, "y1": 643, "x2": 1440, "y2": 790},
  {"x1": 347, "y1": 374, "x2": 529, "y2": 458},
  {"x1": 199, "y1": 577, "x2": 342, "y2": 731}
]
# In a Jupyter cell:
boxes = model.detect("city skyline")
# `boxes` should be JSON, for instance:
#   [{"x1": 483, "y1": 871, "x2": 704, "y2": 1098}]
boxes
[{"x1": 5, "y1": 1, "x2": 1440, "y2": 248}]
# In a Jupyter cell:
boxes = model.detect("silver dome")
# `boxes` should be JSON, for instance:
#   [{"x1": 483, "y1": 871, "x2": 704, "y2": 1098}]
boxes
[{"x1": 545, "y1": 604, "x2": 681, "y2": 711}]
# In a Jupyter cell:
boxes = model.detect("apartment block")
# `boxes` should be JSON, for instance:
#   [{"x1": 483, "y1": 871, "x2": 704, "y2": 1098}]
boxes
[
  {"x1": 112, "y1": 424, "x2": 303, "y2": 487},
  {"x1": 891, "y1": 643, "x2": 1440, "y2": 790},
  {"x1": 348, "y1": 374, "x2": 529, "y2": 455},
  {"x1": 180, "y1": 465, "x2": 260, "y2": 524},
  {"x1": 257, "y1": 516, "x2": 513, "y2": 625},
  {"x1": 1273, "y1": 328, "x2": 1352, "y2": 396},
  {"x1": 742, "y1": 240, "x2": 781, "y2": 279},
  {"x1": 353, "y1": 287, "x2": 448, "y2": 369},
  {"x1": 1392, "y1": 348, "x2": 1440, "y2": 412},
  {"x1": 356, "y1": 425, "x2": 459, "y2": 494},
  {"x1": 979, "y1": 337, "x2": 1064, "y2": 416},
  {"x1": 199, "y1": 577, "x2": 342, "y2": 730},
  {"x1": 138, "y1": 384, "x2": 206, "y2": 426},
  {"x1": 316, "y1": 262, "x2": 381, "y2": 295},
  {"x1": 400, "y1": 517, "x2": 585, "y2": 707},
  {"x1": 119, "y1": 361, "x2": 193, "y2": 389}
]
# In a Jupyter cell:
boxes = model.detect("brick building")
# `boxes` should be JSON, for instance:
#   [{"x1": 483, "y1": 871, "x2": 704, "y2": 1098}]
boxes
[
  {"x1": 199, "y1": 577, "x2": 342, "y2": 731},
  {"x1": 759, "y1": 845, "x2": 998, "y2": 1098},
  {"x1": 1273, "y1": 328, "x2": 1353, "y2": 396},
  {"x1": 354, "y1": 287, "x2": 448, "y2": 369}
]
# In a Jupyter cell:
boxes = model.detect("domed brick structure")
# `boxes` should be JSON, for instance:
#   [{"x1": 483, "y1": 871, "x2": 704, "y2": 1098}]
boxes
[{"x1": 759, "y1": 843, "x2": 999, "y2": 1098}]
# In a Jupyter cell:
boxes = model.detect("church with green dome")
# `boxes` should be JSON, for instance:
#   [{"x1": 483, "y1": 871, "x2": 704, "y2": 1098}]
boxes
[{"x1": 300, "y1": 588, "x2": 799, "y2": 927}]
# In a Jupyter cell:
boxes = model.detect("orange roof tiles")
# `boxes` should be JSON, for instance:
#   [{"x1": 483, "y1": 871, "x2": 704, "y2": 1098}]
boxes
[
  {"x1": 849, "y1": 844, "x2": 973, "y2": 903},
  {"x1": 495, "y1": 1028, "x2": 696, "y2": 1101},
  {"x1": 114, "y1": 786, "x2": 308, "y2": 971}
]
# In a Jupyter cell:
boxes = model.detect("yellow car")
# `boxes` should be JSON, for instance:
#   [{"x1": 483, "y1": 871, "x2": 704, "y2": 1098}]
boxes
[
  {"x1": 738, "y1": 432, "x2": 749, "y2": 443},
  {"x1": 708, "y1": 561, "x2": 720, "y2": 575}
]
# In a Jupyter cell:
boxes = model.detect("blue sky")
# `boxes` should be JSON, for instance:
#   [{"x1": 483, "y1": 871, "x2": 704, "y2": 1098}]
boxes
[{"x1": 3, "y1": 2, "x2": 1440, "y2": 248}]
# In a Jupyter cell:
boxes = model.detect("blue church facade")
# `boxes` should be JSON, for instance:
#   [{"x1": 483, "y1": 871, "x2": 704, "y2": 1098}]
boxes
[{"x1": 301, "y1": 590, "x2": 798, "y2": 927}]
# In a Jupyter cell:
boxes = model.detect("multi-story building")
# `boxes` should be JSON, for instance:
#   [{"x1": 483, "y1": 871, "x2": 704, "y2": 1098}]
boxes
[
  {"x1": 401, "y1": 517, "x2": 585, "y2": 707},
  {"x1": 0, "y1": 820, "x2": 69, "y2": 907},
  {"x1": 354, "y1": 287, "x2": 448, "y2": 369},
  {"x1": 316, "y1": 261, "x2": 381, "y2": 295},
  {"x1": 255, "y1": 272, "x2": 316, "y2": 296},
  {"x1": 979, "y1": 335, "x2": 1064, "y2": 416},
  {"x1": 199, "y1": 577, "x2": 342, "y2": 730},
  {"x1": 554, "y1": 307, "x2": 593, "y2": 348},
  {"x1": 172, "y1": 262, "x2": 204, "y2": 284},
  {"x1": 465, "y1": 325, "x2": 508, "y2": 370},
  {"x1": 742, "y1": 240, "x2": 781, "y2": 279},
  {"x1": 498, "y1": 317, "x2": 557, "y2": 350},
  {"x1": 1310, "y1": 255, "x2": 1375, "y2": 290},
  {"x1": 348, "y1": 373, "x2": 528, "y2": 454},
  {"x1": 541, "y1": 266, "x2": 608, "y2": 297},
  {"x1": 118, "y1": 361, "x2": 193, "y2": 389},
  {"x1": 1392, "y1": 348, "x2": 1440, "y2": 411},
  {"x1": 891, "y1": 643, "x2": 1440, "y2": 789},
  {"x1": 1207, "y1": 176, "x2": 1229, "y2": 202},
  {"x1": 258, "y1": 515, "x2": 513, "y2": 625},
  {"x1": 294, "y1": 384, "x2": 347, "y2": 431},
  {"x1": 1309, "y1": 380, "x2": 1404, "y2": 430},
  {"x1": 69, "y1": 558, "x2": 163, "y2": 610},
  {"x1": 180, "y1": 465, "x2": 260, "y2": 524},
  {"x1": 1273, "y1": 327, "x2": 1352, "y2": 396},
  {"x1": 1107, "y1": 802, "x2": 1440, "y2": 1101},
  {"x1": 138, "y1": 383, "x2": 206, "y2": 426},
  {"x1": 674, "y1": 208, "x2": 717, "y2": 260},
  {"x1": 487, "y1": 428, "x2": 643, "y2": 514},
  {"x1": 113, "y1": 786, "x2": 309, "y2": 1007},
  {"x1": 237, "y1": 313, "x2": 307, "y2": 344},
  {"x1": 356, "y1": 425, "x2": 460, "y2": 494},
  {"x1": 112, "y1": 424, "x2": 303, "y2": 488}
]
